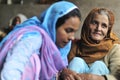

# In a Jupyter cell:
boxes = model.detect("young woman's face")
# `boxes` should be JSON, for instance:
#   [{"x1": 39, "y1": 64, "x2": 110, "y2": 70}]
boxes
[
  {"x1": 56, "y1": 16, "x2": 81, "y2": 48},
  {"x1": 89, "y1": 14, "x2": 109, "y2": 43}
]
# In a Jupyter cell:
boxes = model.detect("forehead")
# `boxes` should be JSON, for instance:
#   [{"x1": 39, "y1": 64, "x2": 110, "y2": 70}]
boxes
[
  {"x1": 64, "y1": 16, "x2": 80, "y2": 28},
  {"x1": 93, "y1": 13, "x2": 109, "y2": 24}
]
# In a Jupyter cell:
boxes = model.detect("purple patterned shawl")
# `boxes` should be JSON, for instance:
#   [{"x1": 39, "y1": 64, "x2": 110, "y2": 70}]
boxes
[
  {"x1": 0, "y1": 1, "x2": 78, "y2": 79},
  {"x1": 0, "y1": 26, "x2": 65, "y2": 80}
]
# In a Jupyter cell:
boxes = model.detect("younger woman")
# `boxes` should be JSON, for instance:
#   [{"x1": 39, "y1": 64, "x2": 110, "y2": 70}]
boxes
[{"x1": 0, "y1": 1, "x2": 81, "y2": 80}]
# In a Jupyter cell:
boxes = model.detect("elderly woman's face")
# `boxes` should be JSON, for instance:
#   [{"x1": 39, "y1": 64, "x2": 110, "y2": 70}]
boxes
[{"x1": 89, "y1": 14, "x2": 109, "y2": 42}]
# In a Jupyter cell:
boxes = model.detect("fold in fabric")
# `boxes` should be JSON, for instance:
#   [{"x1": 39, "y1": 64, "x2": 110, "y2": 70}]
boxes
[{"x1": 0, "y1": 26, "x2": 65, "y2": 80}]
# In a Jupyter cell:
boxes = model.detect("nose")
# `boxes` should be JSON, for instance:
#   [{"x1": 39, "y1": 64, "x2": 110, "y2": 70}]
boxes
[
  {"x1": 68, "y1": 33, "x2": 75, "y2": 41},
  {"x1": 96, "y1": 24, "x2": 102, "y2": 30},
  {"x1": 69, "y1": 36, "x2": 75, "y2": 40}
]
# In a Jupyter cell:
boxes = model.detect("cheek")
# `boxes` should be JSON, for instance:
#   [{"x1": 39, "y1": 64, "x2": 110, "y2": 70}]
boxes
[
  {"x1": 89, "y1": 26, "x2": 95, "y2": 35},
  {"x1": 89, "y1": 24, "x2": 94, "y2": 31},
  {"x1": 56, "y1": 31, "x2": 61, "y2": 46},
  {"x1": 59, "y1": 32, "x2": 67, "y2": 40},
  {"x1": 57, "y1": 30, "x2": 63, "y2": 37},
  {"x1": 56, "y1": 30, "x2": 65, "y2": 41},
  {"x1": 90, "y1": 25, "x2": 96, "y2": 31},
  {"x1": 104, "y1": 29, "x2": 109, "y2": 36}
]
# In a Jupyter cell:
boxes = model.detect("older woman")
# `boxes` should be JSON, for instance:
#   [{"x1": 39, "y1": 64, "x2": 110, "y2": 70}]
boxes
[{"x1": 68, "y1": 8, "x2": 120, "y2": 80}]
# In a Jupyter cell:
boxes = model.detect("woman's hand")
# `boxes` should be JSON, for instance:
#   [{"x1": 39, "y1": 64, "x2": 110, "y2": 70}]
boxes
[
  {"x1": 77, "y1": 73, "x2": 106, "y2": 80},
  {"x1": 58, "y1": 68, "x2": 81, "y2": 80},
  {"x1": 58, "y1": 68, "x2": 105, "y2": 80}
]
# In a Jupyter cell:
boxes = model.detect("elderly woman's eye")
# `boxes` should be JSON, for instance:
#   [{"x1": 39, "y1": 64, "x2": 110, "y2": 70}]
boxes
[
  {"x1": 91, "y1": 20, "x2": 97, "y2": 25},
  {"x1": 102, "y1": 23, "x2": 108, "y2": 28}
]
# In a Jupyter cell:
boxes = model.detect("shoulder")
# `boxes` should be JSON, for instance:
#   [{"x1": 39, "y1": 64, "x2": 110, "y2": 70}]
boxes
[
  {"x1": 109, "y1": 44, "x2": 120, "y2": 53},
  {"x1": 106, "y1": 44, "x2": 120, "y2": 59},
  {"x1": 105, "y1": 44, "x2": 120, "y2": 80}
]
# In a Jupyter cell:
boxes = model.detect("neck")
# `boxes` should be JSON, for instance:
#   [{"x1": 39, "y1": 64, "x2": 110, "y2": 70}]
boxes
[{"x1": 89, "y1": 37, "x2": 100, "y2": 44}]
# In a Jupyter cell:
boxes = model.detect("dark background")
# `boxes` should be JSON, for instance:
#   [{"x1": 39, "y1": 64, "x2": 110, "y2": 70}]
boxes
[{"x1": 0, "y1": 0, "x2": 120, "y2": 38}]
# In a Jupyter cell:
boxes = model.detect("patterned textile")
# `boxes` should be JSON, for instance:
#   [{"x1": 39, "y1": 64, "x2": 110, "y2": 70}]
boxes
[
  {"x1": 0, "y1": 1, "x2": 78, "y2": 80},
  {"x1": 0, "y1": 26, "x2": 65, "y2": 80},
  {"x1": 68, "y1": 8, "x2": 120, "y2": 64}
]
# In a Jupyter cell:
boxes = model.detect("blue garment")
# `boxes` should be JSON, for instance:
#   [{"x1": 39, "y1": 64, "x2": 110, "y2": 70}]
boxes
[
  {"x1": 38, "y1": 1, "x2": 77, "y2": 65},
  {"x1": 68, "y1": 57, "x2": 109, "y2": 75},
  {"x1": 0, "y1": 1, "x2": 79, "y2": 80}
]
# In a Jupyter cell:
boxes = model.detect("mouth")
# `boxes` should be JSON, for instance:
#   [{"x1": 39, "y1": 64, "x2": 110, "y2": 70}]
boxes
[
  {"x1": 63, "y1": 41, "x2": 69, "y2": 46},
  {"x1": 93, "y1": 32, "x2": 102, "y2": 36}
]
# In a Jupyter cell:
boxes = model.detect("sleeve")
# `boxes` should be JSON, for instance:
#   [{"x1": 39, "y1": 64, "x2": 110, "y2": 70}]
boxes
[
  {"x1": 104, "y1": 44, "x2": 120, "y2": 80},
  {"x1": 1, "y1": 31, "x2": 42, "y2": 80}
]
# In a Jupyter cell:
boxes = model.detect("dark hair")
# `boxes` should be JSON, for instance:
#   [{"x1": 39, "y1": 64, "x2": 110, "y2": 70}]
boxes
[
  {"x1": 56, "y1": 8, "x2": 81, "y2": 29},
  {"x1": 12, "y1": 16, "x2": 21, "y2": 26}
]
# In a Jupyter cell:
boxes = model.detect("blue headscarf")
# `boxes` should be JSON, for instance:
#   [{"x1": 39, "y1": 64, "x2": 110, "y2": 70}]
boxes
[
  {"x1": 0, "y1": 1, "x2": 79, "y2": 79},
  {"x1": 0, "y1": 1, "x2": 78, "y2": 66},
  {"x1": 39, "y1": 1, "x2": 78, "y2": 65}
]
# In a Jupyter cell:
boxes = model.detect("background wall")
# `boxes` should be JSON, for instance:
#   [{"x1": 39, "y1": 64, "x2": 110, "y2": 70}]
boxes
[{"x1": 0, "y1": 0, "x2": 120, "y2": 38}]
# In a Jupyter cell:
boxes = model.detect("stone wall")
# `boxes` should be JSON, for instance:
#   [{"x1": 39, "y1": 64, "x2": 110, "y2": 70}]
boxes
[{"x1": 0, "y1": 0, "x2": 120, "y2": 38}]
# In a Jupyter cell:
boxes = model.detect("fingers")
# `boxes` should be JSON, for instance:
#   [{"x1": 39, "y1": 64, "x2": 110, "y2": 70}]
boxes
[
  {"x1": 64, "y1": 74, "x2": 75, "y2": 80},
  {"x1": 74, "y1": 74, "x2": 82, "y2": 80}
]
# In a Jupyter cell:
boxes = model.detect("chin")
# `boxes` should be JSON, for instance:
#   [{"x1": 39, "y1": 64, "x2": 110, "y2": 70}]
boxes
[
  {"x1": 92, "y1": 37, "x2": 102, "y2": 41},
  {"x1": 60, "y1": 45, "x2": 65, "y2": 48},
  {"x1": 57, "y1": 44, "x2": 64, "y2": 48}
]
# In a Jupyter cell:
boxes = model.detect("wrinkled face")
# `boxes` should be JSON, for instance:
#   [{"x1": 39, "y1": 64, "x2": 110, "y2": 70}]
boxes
[
  {"x1": 89, "y1": 14, "x2": 109, "y2": 43},
  {"x1": 56, "y1": 16, "x2": 81, "y2": 48}
]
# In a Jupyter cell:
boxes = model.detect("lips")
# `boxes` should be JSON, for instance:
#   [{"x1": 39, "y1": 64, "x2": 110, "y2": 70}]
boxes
[
  {"x1": 63, "y1": 41, "x2": 68, "y2": 46},
  {"x1": 93, "y1": 32, "x2": 102, "y2": 36}
]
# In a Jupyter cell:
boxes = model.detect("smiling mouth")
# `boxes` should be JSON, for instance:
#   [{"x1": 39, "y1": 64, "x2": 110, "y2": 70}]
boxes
[{"x1": 93, "y1": 32, "x2": 102, "y2": 36}]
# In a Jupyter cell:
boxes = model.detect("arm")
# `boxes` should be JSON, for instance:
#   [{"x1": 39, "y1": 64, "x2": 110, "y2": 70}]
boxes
[
  {"x1": 1, "y1": 31, "x2": 42, "y2": 80},
  {"x1": 77, "y1": 73, "x2": 105, "y2": 80},
  {"x1": 103, "y1": 44, "x2": 120, "y2": 80},
  {"x1": 75, "y1": 44, "x2": 120, "y2": 80},
  {"x1": 66, "y1": 45, "x2": 120, "y2": 80},
  {"x1": 58, "y1": 68, "x2": 106, "y2": 80}
]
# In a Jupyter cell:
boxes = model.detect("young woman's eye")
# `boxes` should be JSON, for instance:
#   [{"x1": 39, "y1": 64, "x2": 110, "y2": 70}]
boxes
[{"x1": 65, "y1": 28, "x2": 73, "y2": 33}]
